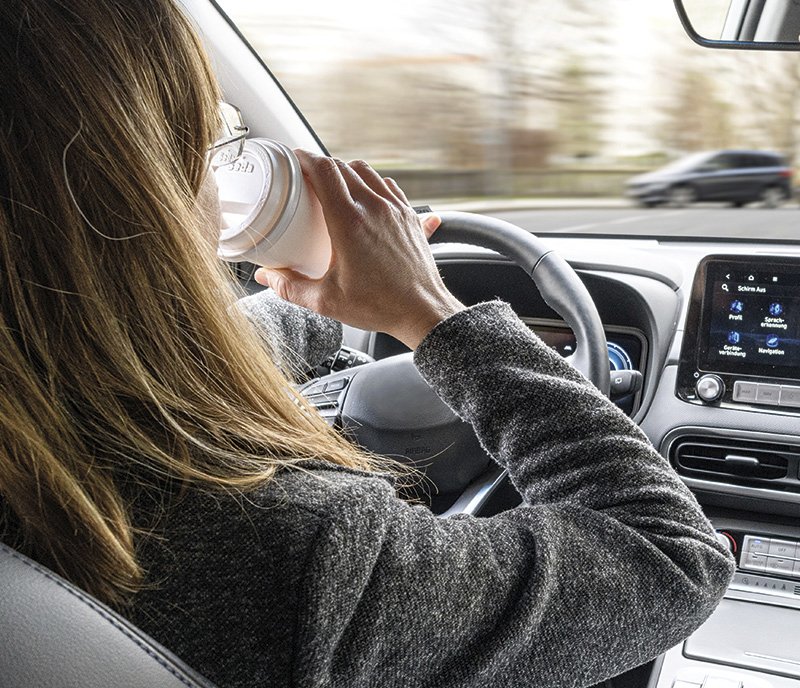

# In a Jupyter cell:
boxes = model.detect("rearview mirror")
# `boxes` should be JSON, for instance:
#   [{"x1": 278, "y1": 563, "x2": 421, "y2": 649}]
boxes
[{"x1": 675, "y1": 0, "x2": 800, "y2": 49}]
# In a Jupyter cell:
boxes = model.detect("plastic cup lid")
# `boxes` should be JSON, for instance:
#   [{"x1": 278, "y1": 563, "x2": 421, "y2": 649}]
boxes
[{"x1": 215, "y1": 138, "x2": 302, "y2": 262}]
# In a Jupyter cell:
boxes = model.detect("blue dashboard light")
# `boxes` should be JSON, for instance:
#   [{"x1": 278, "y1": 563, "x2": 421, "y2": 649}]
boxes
[{"x1": 607, "y1": 341, "x2": 633, "y2": 371}]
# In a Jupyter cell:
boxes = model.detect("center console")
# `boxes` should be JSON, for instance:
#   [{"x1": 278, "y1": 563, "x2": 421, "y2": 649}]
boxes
[
  {"x1": 661, "y1": 255, "x2": 800, "y2": 688},
  {"x1": 649, "y1": 521, "x2": 800, "y2": 688},
  {"x1": 677, "y1": 255, "x2": 800, "y2": 413}
]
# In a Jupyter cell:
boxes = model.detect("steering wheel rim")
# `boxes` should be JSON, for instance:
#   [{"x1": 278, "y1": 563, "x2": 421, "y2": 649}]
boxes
[
  {"x1": 304, "y1": 211, "x2": 608, "y2": 514},
  {"x1": 430, "y1": 211, "x2": 609, "y2": 394}
]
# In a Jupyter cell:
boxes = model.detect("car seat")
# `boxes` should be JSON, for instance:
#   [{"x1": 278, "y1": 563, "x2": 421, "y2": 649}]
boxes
[{"x1": 0, "y1": 542, "x2": 216, "y2": 688}]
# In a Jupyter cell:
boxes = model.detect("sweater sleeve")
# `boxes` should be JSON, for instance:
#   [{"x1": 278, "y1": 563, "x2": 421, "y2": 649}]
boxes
[
  {"x1": 236, "y1": 288, "x2": 342, "y2": 375},
  {"x1": 291, "y1": 301, "x2": 734, "y2": 688}
]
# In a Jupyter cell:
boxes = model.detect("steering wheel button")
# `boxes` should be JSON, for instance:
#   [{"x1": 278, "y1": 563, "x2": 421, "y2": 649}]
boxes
[{"x1": 325, "y1": 378, "x2": 348, "y2": 393}]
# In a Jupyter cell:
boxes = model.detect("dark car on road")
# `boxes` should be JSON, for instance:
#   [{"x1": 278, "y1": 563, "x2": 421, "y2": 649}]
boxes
[{"x1": 625, "y1": 150, "x2": 793, "y2": 208}]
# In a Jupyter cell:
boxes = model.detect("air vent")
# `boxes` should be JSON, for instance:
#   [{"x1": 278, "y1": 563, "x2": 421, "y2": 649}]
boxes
[{"x1": 669, "y1": 435, "x2": 799, "y2": 488}]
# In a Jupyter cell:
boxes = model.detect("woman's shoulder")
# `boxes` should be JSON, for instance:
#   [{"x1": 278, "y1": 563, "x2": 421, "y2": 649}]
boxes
[
  {"x1": 139, "y1": 461, "x2": 398, "y2": 549},
  {"x1": 128, "y1": 463, "x2": 400, "y2": 684},
  {"x1": 255, "y1": 460, "x2": 398, "y2": 519}
]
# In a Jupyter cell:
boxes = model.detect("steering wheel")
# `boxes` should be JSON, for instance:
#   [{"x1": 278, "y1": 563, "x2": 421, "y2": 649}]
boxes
[{"x1": 301, "y1": 211, "x2": 608, "y2": 515}]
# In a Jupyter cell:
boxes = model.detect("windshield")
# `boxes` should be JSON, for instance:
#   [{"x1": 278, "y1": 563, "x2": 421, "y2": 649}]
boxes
[{"x1": 216, "y1": 1, "x2": 800, "y2": 242}]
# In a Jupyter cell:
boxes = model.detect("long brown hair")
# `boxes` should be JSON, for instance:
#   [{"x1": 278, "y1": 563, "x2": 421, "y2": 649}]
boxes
[{"x1": 0, "y1": 0, "x2": 380, "y2": 607}]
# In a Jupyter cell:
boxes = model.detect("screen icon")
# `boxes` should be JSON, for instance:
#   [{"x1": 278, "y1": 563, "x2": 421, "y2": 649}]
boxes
[
  {"x1": 769, "y1": 303, "x2": 784, "y2": 317},
  {"x1": 766, "y1": 335, "x2": 780, "y2": 349},
  {"x1": 730, "y1": 300, "x2": 744, "y2": 314},
  {"x1": 728, "y1": 331, "x2": 741, "y2": 345}
]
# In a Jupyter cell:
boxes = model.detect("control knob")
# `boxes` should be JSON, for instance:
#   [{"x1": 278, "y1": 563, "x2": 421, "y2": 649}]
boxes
[
  {"x1": 696, "y1": 374, "x2": 725, "y2": 403},
  {"x1": 715, "y1": 531, "x2": 735, "y2": 554}
]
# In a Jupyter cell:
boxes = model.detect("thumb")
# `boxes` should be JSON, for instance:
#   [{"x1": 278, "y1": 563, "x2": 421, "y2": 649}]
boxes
[
  {"x1": 254, "y1": 267, "x2": 320, "y2": 312},
  {"x1": 421, "y1": 214, "x2": 442, "y2": 239}
]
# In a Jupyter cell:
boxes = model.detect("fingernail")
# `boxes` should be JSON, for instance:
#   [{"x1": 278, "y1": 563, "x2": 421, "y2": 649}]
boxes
[{"x1": 254, "y1": 268, "x2": 269, "y2": 285}]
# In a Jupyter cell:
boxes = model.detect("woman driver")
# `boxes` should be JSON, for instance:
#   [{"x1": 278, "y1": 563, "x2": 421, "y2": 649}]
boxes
[{"x1": 0, "y1": 1, "x2": 733, "y2": 687}]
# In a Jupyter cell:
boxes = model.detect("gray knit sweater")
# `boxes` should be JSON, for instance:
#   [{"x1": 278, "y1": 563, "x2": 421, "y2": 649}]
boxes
[{"x1": 130, "y1": 301, "x2": 734, "y2": 688}]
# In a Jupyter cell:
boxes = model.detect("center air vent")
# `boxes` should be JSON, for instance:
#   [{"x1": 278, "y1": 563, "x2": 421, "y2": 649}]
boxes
[{"x1": 669, "y1": 435, "x2": 800, "y2": 490}]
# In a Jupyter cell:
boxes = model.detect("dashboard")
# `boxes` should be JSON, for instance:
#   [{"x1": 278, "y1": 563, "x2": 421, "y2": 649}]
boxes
[
  {"x1": 344, "y1": 238, "x2": 800, "y2": 510},
  {"x1": 337, "y1": 237, "x2": 800, "y2": 511},
  {"x1": 336, "y1": 235, "x2": 800, "y2": 686}
]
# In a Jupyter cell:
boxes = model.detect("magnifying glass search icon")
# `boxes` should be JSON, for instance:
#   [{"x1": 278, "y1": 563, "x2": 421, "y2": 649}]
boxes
[{"x1": 722, "y1": 284, "x2": 729, "y2": 292}]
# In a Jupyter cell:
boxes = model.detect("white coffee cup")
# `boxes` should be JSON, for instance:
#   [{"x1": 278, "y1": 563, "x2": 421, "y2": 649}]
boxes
[{"x1": 215, "y1": 138, "x2": 331, "y2": 279}]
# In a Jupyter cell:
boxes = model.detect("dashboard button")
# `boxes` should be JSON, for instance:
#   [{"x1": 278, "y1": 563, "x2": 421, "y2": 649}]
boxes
[
  {"x1": 768, "y1": 539, "x2": 797, "y2": 558},
  {"x1": 766, "y1": 556, "x2": 795, "y2": 576},
  {"x1": 741, "y1": 551, "x2": 767, "y2": 571},
  {"x1": 732, "y1": 381, "x2": 758, "y2": 403},
  {"x1": 779, "y1": 385, "x2": 800, "y2": 408},
  {"x1": 696, "y1": 375, "x2": 725, "y2": 402},
  {"x1": 743, "y1": 535, "x2": 771, "y2": 554},
  {"x1": 756, "y1": 384, "x2": 781, "y2": 405}
]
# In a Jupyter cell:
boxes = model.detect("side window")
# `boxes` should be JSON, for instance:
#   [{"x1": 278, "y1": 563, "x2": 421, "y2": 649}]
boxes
[
  {"x1": 698, "y1": 155, "x2": 727, "y2": 172},
  {"x1": 733, "y1": 154, "x2": 757, "y2": 168},
  {"x1": 714, "y1": 154, "x2": 739, "y2": 169}
]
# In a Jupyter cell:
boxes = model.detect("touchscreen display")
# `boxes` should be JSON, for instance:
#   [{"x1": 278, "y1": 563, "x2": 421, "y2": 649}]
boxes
[{"x1": 705, "y1": 265, "x2": 800, "y2": 373}]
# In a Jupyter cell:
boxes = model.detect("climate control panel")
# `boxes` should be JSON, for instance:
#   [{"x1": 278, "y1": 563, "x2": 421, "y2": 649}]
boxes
[{"x1": 738, "y1": 534, "x2": 800, "y2": 578}]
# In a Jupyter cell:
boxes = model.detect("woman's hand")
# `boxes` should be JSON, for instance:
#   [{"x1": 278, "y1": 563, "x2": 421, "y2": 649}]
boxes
[{"x1": 254, "y1": 151, "x2": 464, "y2": 349}]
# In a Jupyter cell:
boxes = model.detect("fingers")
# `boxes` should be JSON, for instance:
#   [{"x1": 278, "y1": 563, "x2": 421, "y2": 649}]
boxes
[
  {"x1": 294, "y1": 149, "x2": 353, "y2": 205},
  {"x1": 296, "y1": 149, "x2": 410, "y2": 211},
  {"x1": 384, "y1": 177, "x2": 410, "y2": 206},
  {"x1": 294, "y1": 150, "x2": 366, "y2": 243},
  {"x1": 421, "y1": 214, "x2": 442, "y2": 239},
  {"x1": 333, "y1": 158, "x2": 383, "y2": 203},
  {"x1": 254, "y1": 267, "x2": 322, "y2": 313},
  {"x1": 349, "y1": 160, "x2": 396, "y2": 203}
]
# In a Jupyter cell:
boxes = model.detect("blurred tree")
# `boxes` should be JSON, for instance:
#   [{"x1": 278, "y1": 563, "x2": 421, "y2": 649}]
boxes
[
  {"x1": 508, "y1": 129, "x2": 557, "y2": 169},
  {"x1": 748, "y1": 55, "x2": 800, "y2": 163},
  {"x1": 553, "y1": 56, "x2": 603, "y2": 159},
  {"x1": 425, "y1": 0, "x2": 611, "y2": 184},
  {"x1": 660, "y1": 68, "x2": 734, "y2": 152},
  {"x1": 305, "y1": 57, "x2": 488, "y2": 169}
]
